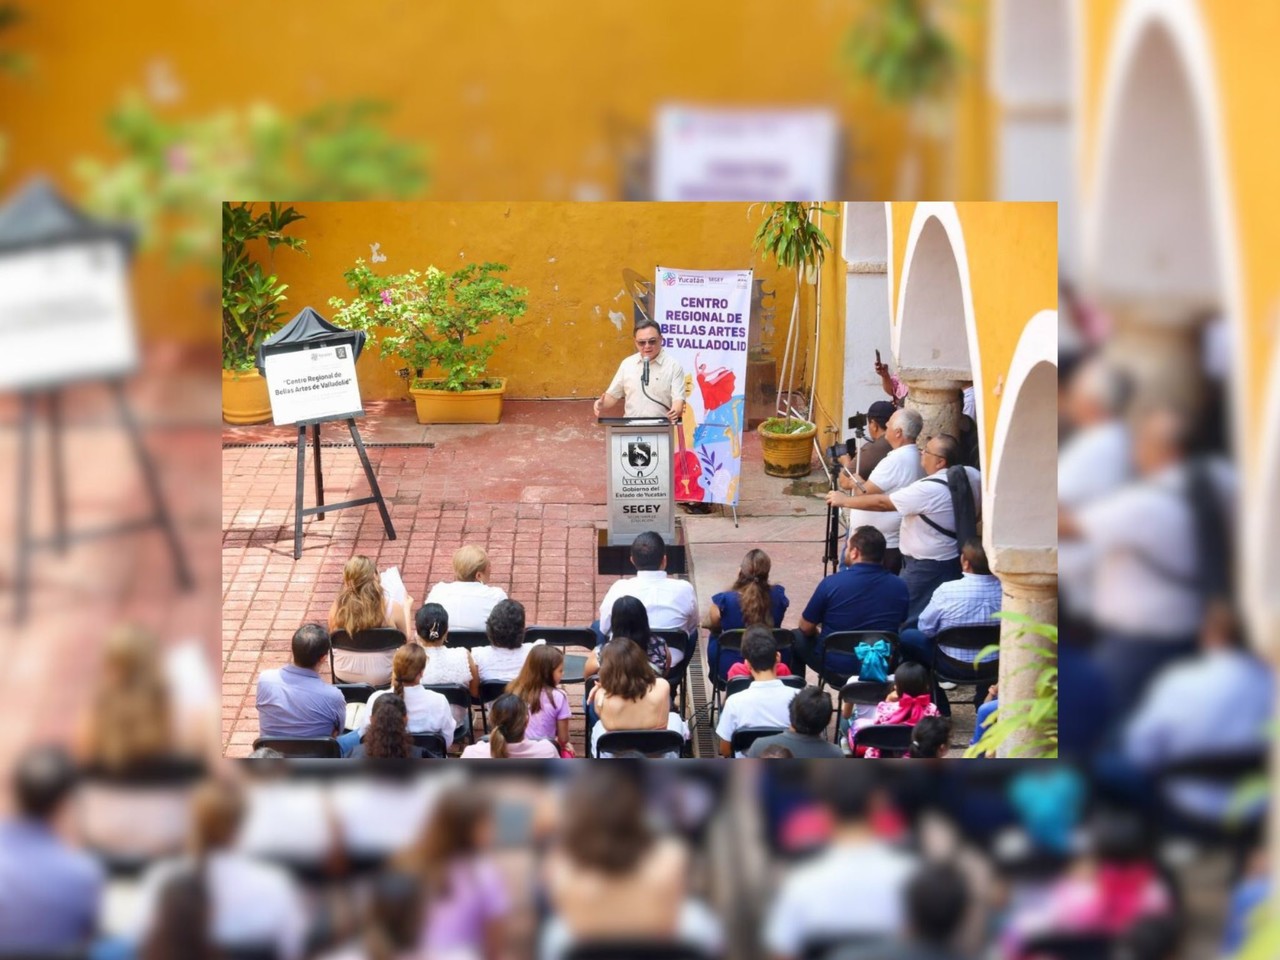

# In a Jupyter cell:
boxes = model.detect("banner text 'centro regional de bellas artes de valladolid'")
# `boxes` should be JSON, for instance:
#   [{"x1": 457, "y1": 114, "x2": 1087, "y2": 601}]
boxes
[{"x1": 654, "y1": 267, "x2": 752, "y2": 507}]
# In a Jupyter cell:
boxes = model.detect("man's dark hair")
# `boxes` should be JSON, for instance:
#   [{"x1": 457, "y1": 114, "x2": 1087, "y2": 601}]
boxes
[
  {"x1": 486, "y1": 599, "x2": 527, "y2": 649},
  {"x1": 291, "y1": 623, "x2": 331, "y2": 670},
  {"x1": 634, "y1": 318, "x2": 661, "y2": 338},
  {"x1": 741, "y1": 624, "x2": 779, "y2": 673},
  {"x1": 848, "y1": 525, "x2": 886, "y2": 563},
  {"x1": 960, "y1": 537, "x2": 990, "y2": 575},
  {"x1": 932, "y1": 433, "x2": 962, "y2": 468},
  {"x1": 905, "y1": 861, "x2": 968, "y2": 944},
  {"x1": 13, "y1": 744, "x2": 78, "y2": 820},
  {"x1": 630, "y1": 531, "x2": 665, "y2": 571},
  {"x1": 810, "y1": 763, "x2": 879, "y2": 822},
  {"x1": 789, "y1": 686, "x2": 832, "y2": 736}
]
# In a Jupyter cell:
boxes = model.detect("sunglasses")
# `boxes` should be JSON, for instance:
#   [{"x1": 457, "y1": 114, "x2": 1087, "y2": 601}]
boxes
[{"x1": 635, "y1": 337, "x2": 660, "y2": 346}]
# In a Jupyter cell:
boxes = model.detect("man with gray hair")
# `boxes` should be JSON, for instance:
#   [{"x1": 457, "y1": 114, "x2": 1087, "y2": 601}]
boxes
[
  {"x1": 828, "y1": 407, "x2": 926, "y2": 574},
  {"x1": 594, "y1": 318, "x2": 686, "y2": 423}
]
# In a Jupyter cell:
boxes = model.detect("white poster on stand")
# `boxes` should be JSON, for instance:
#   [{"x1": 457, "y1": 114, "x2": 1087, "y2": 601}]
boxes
[
  {"x1": 263, "y1": 343, "x2": 363, "y2": 425},
  {"x1": 654, "y1": 267, "x2": 752, "y2": 506}
]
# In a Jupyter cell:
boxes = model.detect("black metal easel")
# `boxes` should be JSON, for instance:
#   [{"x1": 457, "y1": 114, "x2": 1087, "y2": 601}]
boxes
[
  {"x1": 13, "y1": 379, "x2": 193, "y2": 624},
  {"x1": 291, "y1": 414, "x2": 395, "y2": 560}
]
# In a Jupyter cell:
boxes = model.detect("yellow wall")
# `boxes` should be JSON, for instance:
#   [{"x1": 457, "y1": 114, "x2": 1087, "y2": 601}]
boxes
[
  {"x1": 1, "y1": 0, "x2": 998, "y2": 345},
  {"x1": 282, "y1": 202, "x2": 799, "y2": 400}
]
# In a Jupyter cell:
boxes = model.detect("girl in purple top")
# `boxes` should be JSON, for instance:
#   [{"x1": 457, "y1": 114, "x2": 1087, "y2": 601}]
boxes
[{"x1": 507, "y1": 644, "x2": 573, "y2": 756}]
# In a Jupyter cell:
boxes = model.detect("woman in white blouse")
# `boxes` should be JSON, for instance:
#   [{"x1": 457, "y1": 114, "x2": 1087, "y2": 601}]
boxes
[
  {"x1": 425, "y1": 545, "x2": 508, "y2": 632},
  {"x1": 415, "y1": 603, "x2": 480, "y2": 718}
]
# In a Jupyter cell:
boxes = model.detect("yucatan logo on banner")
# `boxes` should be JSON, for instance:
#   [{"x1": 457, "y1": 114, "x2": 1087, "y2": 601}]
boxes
[{"x1": 655, "y1": 266, "x2": 752, "y2": 507}]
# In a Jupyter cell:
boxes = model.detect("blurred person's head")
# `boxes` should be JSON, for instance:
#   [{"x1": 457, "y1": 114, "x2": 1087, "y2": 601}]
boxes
[
  {"x1": 12, "y1": 744, "x2": 78, "y2": 822},
  {"x1": 731, "y1": 548, "x2": 775, "y2": 627},
  {"x1": 1089, "y1": 805, "x2": 1152, "y2": 865},
  {"x1": 335, "y1": 555, "x2": 386, "y2": 634},
  {"x1": 190, "y1": 778, "x2": 245, "y2": 855},
  {"x1": 904, "y1": 861, "x2": 968, "y2": 945},
  {"x1": 609, "y1": 595, "x2": 653, "y2": 648},
  {"x1": 1132, "y1": 406, "x2": 1191, "y2": 476},
  {"x1": 788, "y1": 686, "x2": 833, "y2": 737},
  {"x1": 757, "y1": 744, "x2": 794, "y2": 758},
  {"x1": 509, "y1": 643, "x2": 565, "y2": 716},
  {"x1": 1199, "y1": 600, "x2": 1244, "y2": 652},
  {"x1": 415, "y1": 602, "x2": 449, "y2": 644},
  {"x1": 908, "y1": 716, "x2": 952, "y2": 759},
  {"x1": 1116, "y1": 916, "x2": 1183, "y2": 960},
  {"x1": 403, "y1": 786, "x2": 495, "y2": 894},
  {"x1": 1067, "y1": 355, "x2": 1131, "y2": 428},
  {"x1": 960, "y1": 537, "x2": 990, "y2": 575},
  {"x1": 886, "y1": 407, "x2": 923, "y2": 449},
  {"x1": 362, "y1": 870, "x2": 427, "y2": 960},
  {"x1": 741, "y1": 624, "x2": 781, "y2": 676},
  {"x1": 630, "y1": 531, "x2": 666, "y2": 571},
  {"x1": 86, "y1": 625, "x2": 174, "y2": 770},
  {"x1": 487, "y1": 693, "x2": 530, "y2": 758},
  {"x1": 291, "y1": 622, "x2": 331, "y2": 670},
  {"x1": 453, "y1": 545, "x2": 490, "y2": 582},
  {"x1": 363, "y1": 693, "x2": 414, "y2": 760},
  {"x1": 598, "y1": 636, "x2": 657, "y2": 701},
  {"x1": 561, "y1": 765, "x2": 654, "y2": 875},
  {"x1": 921, "y1": 433, "x2": 961, "y2": 474},
  {"x1": 486, "y1": 599, "x2": 526, "y2": 649},
  {"x1": 845, "y1": 525, "x2": 886, "y2": 566},
  {"x1": 142, "y1": 867, "x2": 213, "y2": 960},
  {"x1": 389, "y1": 644, "x2": 427, "y2": 699},
  {"x1": 811, "y1": 764, "x2": 881, "y2": 827}
]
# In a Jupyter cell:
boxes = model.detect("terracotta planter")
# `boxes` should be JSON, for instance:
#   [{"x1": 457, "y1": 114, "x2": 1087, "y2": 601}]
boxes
[
  {"x1": 409, "y1": 378, "x2": 507, "y2": 424},
  {"x1": 757, "y1": 419, "x2": 817, "y2": 477},
  {"x1": 221, "y1": 368, "x2": 272, "y2": 425}
]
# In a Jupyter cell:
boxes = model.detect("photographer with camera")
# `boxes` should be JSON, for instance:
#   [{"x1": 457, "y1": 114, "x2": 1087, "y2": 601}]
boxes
[{"x1": 835, "y1": 400, "x2": 896, "y2": 486}]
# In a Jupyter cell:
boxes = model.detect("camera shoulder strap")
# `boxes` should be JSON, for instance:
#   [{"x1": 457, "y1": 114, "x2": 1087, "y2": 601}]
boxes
[{"x1": 917, "y1": 477, "x2": 956, "y2": 540}]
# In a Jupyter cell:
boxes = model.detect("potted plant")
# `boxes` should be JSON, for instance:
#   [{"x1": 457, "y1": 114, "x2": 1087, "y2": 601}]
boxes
[
  {"x1": 751, "y1": 201, "x2": 835, "y2": 477},
  {"x1": 330, "y1": 259, "x2": 528, "y2": 424},
  {"x1": 221, "y1": 201, "x2": 307, "y2": 424}
]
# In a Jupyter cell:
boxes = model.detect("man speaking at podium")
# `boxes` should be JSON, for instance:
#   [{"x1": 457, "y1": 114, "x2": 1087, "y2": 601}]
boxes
[{"x1": 593, "y1": 318, "x2": 686, "y2": 423}]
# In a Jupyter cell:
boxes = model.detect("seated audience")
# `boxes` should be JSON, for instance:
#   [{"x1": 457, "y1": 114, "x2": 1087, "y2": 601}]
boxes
[
  {"x1": 461, "y1": 694, "x2": 560, "y2": 759},
  {"x1": 0, "y1": 745, "x2": 103, "y2": 953},
  {"x1": 794, "y1": 526, "x2": 909, "y2": 683},
  {"x1": 746, "y1": 687, "x2": 844, "y2": 759},
  {"x1": 256, "y1": 623, "x2": 346, "y2": 739},
  {"x1": 828, "y1": 861, "x2": 971, "y2": 960},
  {"x1": 586, "y1": 594, "x2": 671, "y2": 678},
  {"x1": 472, "y1": 599, "x2": 538, "y2": 683},
  {"x1": 590, "y1": 638, "x2": 686, "y2": 758},
  {"x1": 128, "y1": 778, "x2": 308, "y2": 960},
  {"x1": 425, "y1": 545, "x2": 509, "y2": 632},
  {"x1": 344, "y1": 644, "x2": 453, "y2": 755},
  {"x1": 540, "y1": 766, "x2": 723, "y2": 960},
  {"x1": 907, "y1": 716, "x2": 952, "y2": 759},
  {"x1": 851, "y1": 662, "x2": 941, "y2": 758},
  {"x1": 316, "y1": 869, "x2": 426, "y2": 960},
  {"x1": 508, "y1": 644, "x2": 573, "y2": 756},
  {"x1": 764, "y1": 766, "x2": 917, "y2": 959},
  {"x1": 595, "y1": 531, "x2": 698, "y2": 664},
  {"x1": 351, "y1": 693, "x2": 434, "y2": 760},
  {"x1": 706, "y1": 548, "x2": 790, "y2": 677},
  {"x1": 716, "y1": 625, "x2": 799, "y2": 757},
  {"x1": 328, "y1": 554, "x2": 414, "y2": 685}
]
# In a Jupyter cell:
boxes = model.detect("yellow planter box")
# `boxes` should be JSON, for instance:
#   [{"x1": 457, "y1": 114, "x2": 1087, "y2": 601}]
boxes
[
  {"x1": 409, "y1": 378, "x2": 507, "y2": 424},
  {"x1": 221, "y1": 368, "x2": 272, "y2": 425}
]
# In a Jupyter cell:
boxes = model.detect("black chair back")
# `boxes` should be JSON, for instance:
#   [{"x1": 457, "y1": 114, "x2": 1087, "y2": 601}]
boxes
[
  {"x1": 336, "y1": 682, "x2": 377, "y2": 703},
  {"x1": 932, "y1": 624, "x2": 1001, "y2": 684},
  {"x1": 566, "y1": 943, "x2": 710, "y2": 960},
  {"x1": 838, "y1": 679, "x2": 892, "y2": 705},
  {"x1": 595, "y1": 729, "x2": 685, "y2": 758},
  {"x1": 329, "y1": 627, "x2": 405, "y2": 683},
  {"x1": 251, "y1": 736, "x2": 341, "y2": 758},
  {"x1": 730, "y1": 726, "x2": 787, "y2": 755},
  {"x1": 818, "y1": 630, "x2": 899, "y2": 688},
  {"x1": 424, "y1": 682, "x2": 475, "y2": 744},
  {"x1": 710, "y1": 628, "x2": 746, "y2": 685},
  {"x1": 444, "y1": 629, "x2": 490, "y2": 649},
  {"x1": 653, "y1": 628, "x2": 694, "y2": 715},
  {"x1": 852, "y1": 723, "x2": 914, "y2": 757},
  {"x1": 526, "y1": 625, "x2": 597, "y2": 648},
  {"x1": 725, "y1": 674, "x2": 805, "y2": 700},
  {"x1": 410, "y1": 732, "x2": 448, "y2": 758},
  {"x1": 476, "y1": 678, "x2": 510, "y2": 733},
  {"x1": 1017, "y1": 932, "x2": 1114, "y2": 960},
  {"x1": 800, "y1": 934, "x2": 885, "y2": 960}
]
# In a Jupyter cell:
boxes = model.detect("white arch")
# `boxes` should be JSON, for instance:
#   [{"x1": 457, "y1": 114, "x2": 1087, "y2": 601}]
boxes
[
  {"x1": 892, "y1": 202, "x2": 986, "y2": 470},
  {"x1": 984, "y1": 310, "x2": 1059, "y2": 562},
  {"x1": 1247, "y1": 319, "x2": 1280, "y2": 653}
]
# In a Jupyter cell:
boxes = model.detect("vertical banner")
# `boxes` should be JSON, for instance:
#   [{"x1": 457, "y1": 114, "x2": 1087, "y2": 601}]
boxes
[{"x1": 654, "y1": 267, "x2": 752, "y2": 506}]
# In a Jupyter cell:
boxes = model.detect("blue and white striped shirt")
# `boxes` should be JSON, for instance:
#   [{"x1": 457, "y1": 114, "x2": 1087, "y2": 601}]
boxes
[{"x1": 918, "y1": 572, "x2": 1002, "y2": 663}]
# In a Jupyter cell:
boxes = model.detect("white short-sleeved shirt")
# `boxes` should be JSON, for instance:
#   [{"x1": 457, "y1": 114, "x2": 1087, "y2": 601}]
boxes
[
  {"x1": 359, "y1": 685, "x2": 454, "y2": 746},
  {"x1": 425, "y1": 581, "x2": 509, "y2": 633},
  {"x1": 1076, "y1": 460, "x2": 1234, "y2": 638},
  {"x1": 605, "y1": 349, "x2": 686, "y2": 418},
  {"x1": 714, "y1": 679, "x2": 798, "y2": 755},
  {"x1": 847, "y1": 444, "x2": 925, "y2": 549},
  {"x1": 598, "y1": 571, "x2": 698, "y2": 667},
  {"x1": 472, "y1": 642, "x2": 540, "y2": 682},
  {"x1": 890, "y1": 466, "x2": 982, "y2": 561},
  {"x1": 1057, "y1": 420, "x2": 1132, "y2": 617}
]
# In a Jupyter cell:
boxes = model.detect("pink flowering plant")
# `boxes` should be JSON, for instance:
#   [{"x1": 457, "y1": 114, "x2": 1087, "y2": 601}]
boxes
[{"x1": 330, "y1": 259, "x2": 527, "y2": 392}]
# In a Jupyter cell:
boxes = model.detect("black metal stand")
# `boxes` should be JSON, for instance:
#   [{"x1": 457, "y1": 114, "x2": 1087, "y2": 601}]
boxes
[
  {"x1": 12, "y1": 379, "x2": 193, "y2": 624},
  {"x1": 292, "y1": 416, "x2": 395, "y2": 560}
]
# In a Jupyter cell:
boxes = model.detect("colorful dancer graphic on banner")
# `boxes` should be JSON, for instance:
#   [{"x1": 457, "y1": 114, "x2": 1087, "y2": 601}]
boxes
[{"x1": 655, "y1": 267, "x2": 752, "y2": 507}]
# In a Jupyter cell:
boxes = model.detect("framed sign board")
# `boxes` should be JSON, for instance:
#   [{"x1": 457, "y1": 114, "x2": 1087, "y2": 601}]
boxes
[
  {"x1": 263, "y1": 342, "x2": 363, "y2": 426},
  {"x1": 605, "y1": 425, "x2": 675, "y2": 545}
]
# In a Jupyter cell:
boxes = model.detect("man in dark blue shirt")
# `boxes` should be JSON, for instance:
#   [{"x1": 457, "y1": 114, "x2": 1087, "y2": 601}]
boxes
[{"x1": 794, "y1": 525, "x2": 909, "y2": 682}]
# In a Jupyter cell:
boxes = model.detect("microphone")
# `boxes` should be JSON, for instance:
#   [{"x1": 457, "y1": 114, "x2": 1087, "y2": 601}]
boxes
[{"x1": 641, "y1": 359, "x2": 650, "y2": 386}]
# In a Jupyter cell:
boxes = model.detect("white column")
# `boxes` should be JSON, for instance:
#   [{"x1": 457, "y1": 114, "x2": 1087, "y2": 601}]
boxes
[
  {"x1": 990, "y1": 562, "x2": 1058, "y2": 758},
  {"x1": 900, "y1": 376, "x2": 965, "y2": 448}
]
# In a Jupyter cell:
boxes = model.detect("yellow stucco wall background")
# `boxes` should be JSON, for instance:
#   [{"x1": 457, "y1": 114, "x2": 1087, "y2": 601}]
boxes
[{"x1": 279, "y1": 202, "x2": 802, "y2": 400}]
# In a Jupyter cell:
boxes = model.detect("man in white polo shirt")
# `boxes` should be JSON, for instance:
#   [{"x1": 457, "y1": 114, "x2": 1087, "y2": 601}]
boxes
[
  {"x1": 595, "y1": 530, "x2": 698, "y2": 668},
  {"x1": 593, "y1": 317, "x2": 686, "y2": 422},
  {"x1": 716, "y1": 625, "x2": 798, "y2": 757}
]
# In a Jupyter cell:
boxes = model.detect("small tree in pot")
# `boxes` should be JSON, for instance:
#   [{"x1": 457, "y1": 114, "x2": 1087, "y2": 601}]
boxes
[{"x1": 330, "y1": 259, "x2": 528, "y2": 423}]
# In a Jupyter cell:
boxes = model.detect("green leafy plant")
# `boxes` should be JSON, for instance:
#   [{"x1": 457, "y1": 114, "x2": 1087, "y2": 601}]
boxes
[
  {"x1": 78, "y1": 95, "x2": 428, "y2": 267},
  {"x1": 329, "y1": 260, "x2": 528, "y2": 392},
  {"x1": 964, "y1": 611, "x2": 1057, "y2": 759},
  {"x1": 751, "y1": 202, "x2": 836, "y2": 433},
  {"x1": 222, "y1": 202, "x2": 307, "y2": 372},
  {"x1": 0, "y1": 3, "x2": 29, "y2": 76},
  {"x1": 843, "y1": 0, "x2": 961, "y2": 104}
]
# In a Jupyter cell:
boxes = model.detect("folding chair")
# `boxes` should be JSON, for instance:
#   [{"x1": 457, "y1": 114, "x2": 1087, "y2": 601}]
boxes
[
  {"x1": 931, "y1": 624, "x2": 1000, "y2": 704},
  {"x1": 800, "y1": 935, "x2": 885, "y2": 960},
  {"x1": 410, "y1": 732, "x2": 448, "y2": 758},
  {"x1": 706, "y1": 628, "x2": 745, "y2": 728},
  {"x1": 424, "y1": 683, "x2": 475, "y2": 745},
  {"x1": 1016, "y1": 932, "x2": 1114, "y2": 960},
  {"x1": 444, "y1": 629, "x2": 490, "y2": 650},
  {"x1": 724, "y1": 674, "x2": 805, "y2": 700},
  {"x1": 328, "y1": 627, "x2": 405, "y2": 685},
  {"x1": 525, "y1": 625, "x2": 596, "y2": 684},
  {"x1": 475, "y1": 678, "x2": 509, "y2": 733},
  {"x1": 834, "y1": 679, "x2": 893, "y2": 743},
  {"x1": 729, "y1": 726, "x2": 787, "y2": 757},
  {"x1": 653, "y1": 628, "x2": 694, "y2": 716},
  {"x1": 1153, "y1": 748, "x2": 1266, "y2": 857},
  {"x1": 815, "y1": 630, "x2": 899, "y2": 692},
  {"x1": 566, "y1": 943, "x2": 712, "y2": 960},
  {"x1": 594, "y1": 728, "x2": 687, "y2": 759},
  {"x1": 850, "y1": 723, "x2": 914, "y2": 758},
  {"x1": 251, "y1": 736, "x2": 342, "y2": 758},
  {"x1": 336, "y1": 682, "x2": 377, "y2": 732}
]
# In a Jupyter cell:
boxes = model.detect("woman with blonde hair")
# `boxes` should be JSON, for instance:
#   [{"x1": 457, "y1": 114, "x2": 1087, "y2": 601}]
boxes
[
  {"x1": 79, "y1": 626, "x2": 175, "y2": 771},
  {"x1": 327, "y1": 555, "x2": 414, "y2": 685},
  {"x1": 425, "y1": 545, "x2": 508, "y2": 632}
]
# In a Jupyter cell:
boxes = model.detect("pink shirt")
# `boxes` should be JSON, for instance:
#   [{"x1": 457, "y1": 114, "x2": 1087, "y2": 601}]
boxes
[{"x1": 459, "y1": 738, "x2": 559, "y2": 759}]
